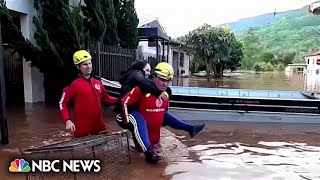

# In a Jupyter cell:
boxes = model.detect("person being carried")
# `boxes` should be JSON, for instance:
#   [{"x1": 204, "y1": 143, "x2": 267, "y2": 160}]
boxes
[
  {"x1": 59, "y1": 50, "x2": 118, "y2": 138},
  {"x1": 117, "y1": 60, "x2": 168, "y2": 100},
  {"x1": 115, "y1": 60, "x2": 205, "y2": 139},
  {"x1": 116, "y1": 62, "x2": 204, "y2": 164}
]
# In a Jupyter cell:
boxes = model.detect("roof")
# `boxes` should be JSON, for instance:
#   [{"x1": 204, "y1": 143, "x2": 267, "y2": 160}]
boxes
[
  {"x1": 305, "y1": 48, "x2": 320, "y2": 57},
  {"x1": 138, "y1": 18, "x2": 167, "y2": 34},
  {"x1": 138, "y1": 18, "x2": 170, "y2": 41},
  {"x1": 309, "y1": 2, "x2": 320, "y2": 15}
]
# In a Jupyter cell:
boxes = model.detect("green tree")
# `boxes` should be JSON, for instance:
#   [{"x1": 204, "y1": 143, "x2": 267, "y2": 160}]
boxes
[
  {"x1": 0, "y1": 0, "x2": 41, "y2": 67},
  {"x1": 83, "y1": 0, "x2": 119, "y2": 45},
  {"x1": 185, "y1": 24, "x2": 243, "y2": 80},
  {"x1": 293, "y1": 53, "x2": 305, "y2": 63},
  {"x1": 282, "y1": 51, "x2": 296, "y2": 65},
  {"x1": 239, "y1": 29, "x2": 264, "y2": 70},
  {"x1": 115, "y1": 0, "x2": 139, "y2": 48},
  {"x1": 185, "y1": 24, "x2": 217, "y2": 81},
  {"x1": 214, "y1": 27, "x2": 244, "y2": 77},
  {"x1": 1, "y1": 0, "x2": 141, "y2": 105},
  {"x1": 33, "y1": 0, "x2": 90, "y2": 105},
  {"x1": 260, "y1": 52, "x2": 274, "y2": 64},
  {"x1": 225, "y1": 41, "x2": 244, "y2": 71},
  {"x1": 233, "y1": 5, "x2": 320, "y2": 68}
]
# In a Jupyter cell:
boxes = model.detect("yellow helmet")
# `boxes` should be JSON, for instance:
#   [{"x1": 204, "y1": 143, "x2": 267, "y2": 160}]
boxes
[
  {"x1": 155, "y1": 62, "x2": 174, "y2": 80},
  {"x1": 73, "y1": 50, "x2": 92, "y2": 65}
]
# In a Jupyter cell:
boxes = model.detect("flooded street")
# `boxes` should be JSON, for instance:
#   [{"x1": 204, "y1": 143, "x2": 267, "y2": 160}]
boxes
[
  {"x1": 1, "y1": 105, "x2": 320, "y2": 179},
  {"x1": 173, "y1": 71, "x2": 320, "y2": 92},
  {"x1": 165, "y1": 122, "x2": 320, "y2": 180}
]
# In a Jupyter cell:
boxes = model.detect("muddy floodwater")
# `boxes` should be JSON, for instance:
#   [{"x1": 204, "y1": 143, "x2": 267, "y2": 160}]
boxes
[
  {"x1": 164, "y1": 122, "x2": 320, "y2": 180},
  {"x1": 1, "y1": 105, "x2": 320, "y2": 180},
  {"x1": 172, "y1": 71, "x2": 320, "y2": 92}
]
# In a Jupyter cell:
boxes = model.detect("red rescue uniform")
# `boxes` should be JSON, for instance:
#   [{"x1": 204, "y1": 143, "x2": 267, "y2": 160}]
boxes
[
  {"x1": 59, "y1": 76, "x2": 118, "y2": 138},
  {"x1": 121, "y1": 86, "x2": 169, "y2": 145}
]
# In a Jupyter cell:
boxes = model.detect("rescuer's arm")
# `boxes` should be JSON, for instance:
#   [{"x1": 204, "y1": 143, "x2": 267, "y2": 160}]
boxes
[
  {"x1": 100, "y1": 81, "x2": 118, "y2": 105},
  {"x1": 59, "y1": 85, "x2": 76, "y2": 132},
  {"x1": 121, "y1": 86, "x2": 142, "y2": 124}
]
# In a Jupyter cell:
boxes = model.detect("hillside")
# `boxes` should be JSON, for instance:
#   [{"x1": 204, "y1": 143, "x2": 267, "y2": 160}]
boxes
[
  {"x1": 224, "y1": 3, "x2": 320, "y2": 54},
  {"x1": 178, "y1": 2, "x2": 320, "y2": 71},
  {"x1": 223, "y1": 8, "x2": 302, "y2": 33}
]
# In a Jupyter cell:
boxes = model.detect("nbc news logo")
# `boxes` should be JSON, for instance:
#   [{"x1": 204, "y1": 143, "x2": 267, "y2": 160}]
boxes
[{"x1": 9, "y1": 159, "x2": 100, "y2": 173}]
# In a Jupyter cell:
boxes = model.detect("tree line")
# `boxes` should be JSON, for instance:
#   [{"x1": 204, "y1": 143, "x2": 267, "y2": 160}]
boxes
[
  {"x1": 177, "y1": 6, "x2": 318, "y2": 79},
  {"x1": 0, "y1": 0, "x2": 139, "y2": 105}
]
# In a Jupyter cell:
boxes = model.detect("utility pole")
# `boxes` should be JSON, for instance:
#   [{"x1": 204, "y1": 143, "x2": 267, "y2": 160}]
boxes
[{"x1": 0, "y1": 20, "x2": 9, "y2": 145}]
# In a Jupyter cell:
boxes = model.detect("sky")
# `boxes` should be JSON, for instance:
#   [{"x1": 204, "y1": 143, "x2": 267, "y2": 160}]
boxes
[{"x1": 135, "y1": 0, "x2": 318, "y2": 38}]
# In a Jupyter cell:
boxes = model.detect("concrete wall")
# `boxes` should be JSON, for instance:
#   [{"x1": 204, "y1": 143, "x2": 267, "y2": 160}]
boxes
[{"x1": 6, "y1": 0, "x2": 45, "y2": 103}]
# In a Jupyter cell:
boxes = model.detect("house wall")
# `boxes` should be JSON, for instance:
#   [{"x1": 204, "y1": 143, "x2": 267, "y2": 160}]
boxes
[
  {"x1": 168, "y1": 47, "x2": 190, "y2": 76},
  {"x1": 305, "y1": 55, "x2": 320, "y2": 74},
  {"x1": 6, "y1": 0, "x2": 45, "y2": 103}
]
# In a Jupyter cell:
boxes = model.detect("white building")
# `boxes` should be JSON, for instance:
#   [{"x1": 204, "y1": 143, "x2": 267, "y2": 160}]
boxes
[
  {"x1": 304, "y1": 48, "x2": 320, "y2": 74},
  {"x1": 5, "y1": 0, "x2": 45, "y2": 103}
]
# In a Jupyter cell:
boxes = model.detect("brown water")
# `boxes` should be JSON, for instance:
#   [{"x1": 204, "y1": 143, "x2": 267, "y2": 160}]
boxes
[
  {"x1": 166, "y1": 122, "x2": 320, "y2": 180},
  {"x1": 173, "y1": 71, "x2": 320, "y2": 92},
  {"x1": 1, "y1": 105, "x2": 320, "y2": 180},
  {"x1": 0, "y1": 104, "x2": 170, "y2": 180}
]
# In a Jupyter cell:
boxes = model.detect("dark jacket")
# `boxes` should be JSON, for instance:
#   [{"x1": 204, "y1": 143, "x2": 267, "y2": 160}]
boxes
[{"x1": 114, "y1": 60, "x2": 163, "y2": 114}]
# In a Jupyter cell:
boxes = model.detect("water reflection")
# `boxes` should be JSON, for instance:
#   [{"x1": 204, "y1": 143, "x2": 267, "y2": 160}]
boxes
[
  {"x1": 164, "y1": 141, "x2": 320, "y2": 180},
  {"x1": 172, "y1": 71, "x2": 320, "y2": 92}
]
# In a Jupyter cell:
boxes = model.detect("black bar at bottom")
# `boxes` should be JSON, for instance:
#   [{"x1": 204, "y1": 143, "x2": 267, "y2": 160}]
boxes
[{"x1": 0, "y1": 21, "x2": 8, "y2": 145}]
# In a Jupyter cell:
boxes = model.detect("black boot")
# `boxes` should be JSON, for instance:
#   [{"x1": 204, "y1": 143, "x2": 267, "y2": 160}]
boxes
[
  {"x1": 144, "y1": 150, "x2": 161, "y2": 164},
  {"x1": 189, "y1": 124, "x2": 205, "y2": 138}
]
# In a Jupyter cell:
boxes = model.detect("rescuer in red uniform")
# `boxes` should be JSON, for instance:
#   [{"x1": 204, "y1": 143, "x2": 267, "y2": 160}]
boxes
[
  {"x1": 117, "y1": 62, "x2": 205, "y2": 164},
  {"x1": 59, "y1": 50, "x2": 118, "y2": 138}
]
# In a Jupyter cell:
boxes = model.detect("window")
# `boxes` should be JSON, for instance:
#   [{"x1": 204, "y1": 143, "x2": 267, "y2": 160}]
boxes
[{"x1": 179, "y1": 52, "x2": 184, "y2": 67}]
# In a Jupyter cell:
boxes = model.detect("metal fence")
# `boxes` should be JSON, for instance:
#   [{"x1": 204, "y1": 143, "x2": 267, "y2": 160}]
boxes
[
  {"x1": 20, "y1": 130, "x2": 130, "y2": 180},
  {"x1": 82, "y1": 42, "x2": 136, "y2": 81}
]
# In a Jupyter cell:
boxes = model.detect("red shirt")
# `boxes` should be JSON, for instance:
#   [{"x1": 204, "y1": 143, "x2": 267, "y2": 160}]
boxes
[
  {"x1": 59, "y1": 76, "x2": 118, "y2": 138},
  {"x1": 121, "y1": 86, "x2": 169, "y2": 145}
]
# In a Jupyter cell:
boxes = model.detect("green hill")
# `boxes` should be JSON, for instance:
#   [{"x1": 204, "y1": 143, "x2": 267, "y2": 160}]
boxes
[
  {"x1": 225, "y1": 3, "x2": 320, "y2": 54},
  {"x1": 220, "y1": 3, "x2": 320, "y2": 70}
]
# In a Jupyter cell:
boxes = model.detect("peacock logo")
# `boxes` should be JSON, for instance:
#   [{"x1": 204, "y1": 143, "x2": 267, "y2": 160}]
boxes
[{"x1": 9, "y1": 159, "x2": 31, "y2": 172}]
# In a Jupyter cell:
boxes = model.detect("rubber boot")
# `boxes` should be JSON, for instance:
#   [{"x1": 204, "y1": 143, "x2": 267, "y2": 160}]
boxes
[
  {"x1": 189, "y1": 124, "x2": 205, "y2": 138},
  {"x1": 144, "y1": 150, "x2": 161, "y2": 164}
]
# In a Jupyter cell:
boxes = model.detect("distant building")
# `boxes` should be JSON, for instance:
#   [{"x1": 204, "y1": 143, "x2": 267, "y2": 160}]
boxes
[{"x1": 304, "y1": 48, "x2": 320, "y2": 74}]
